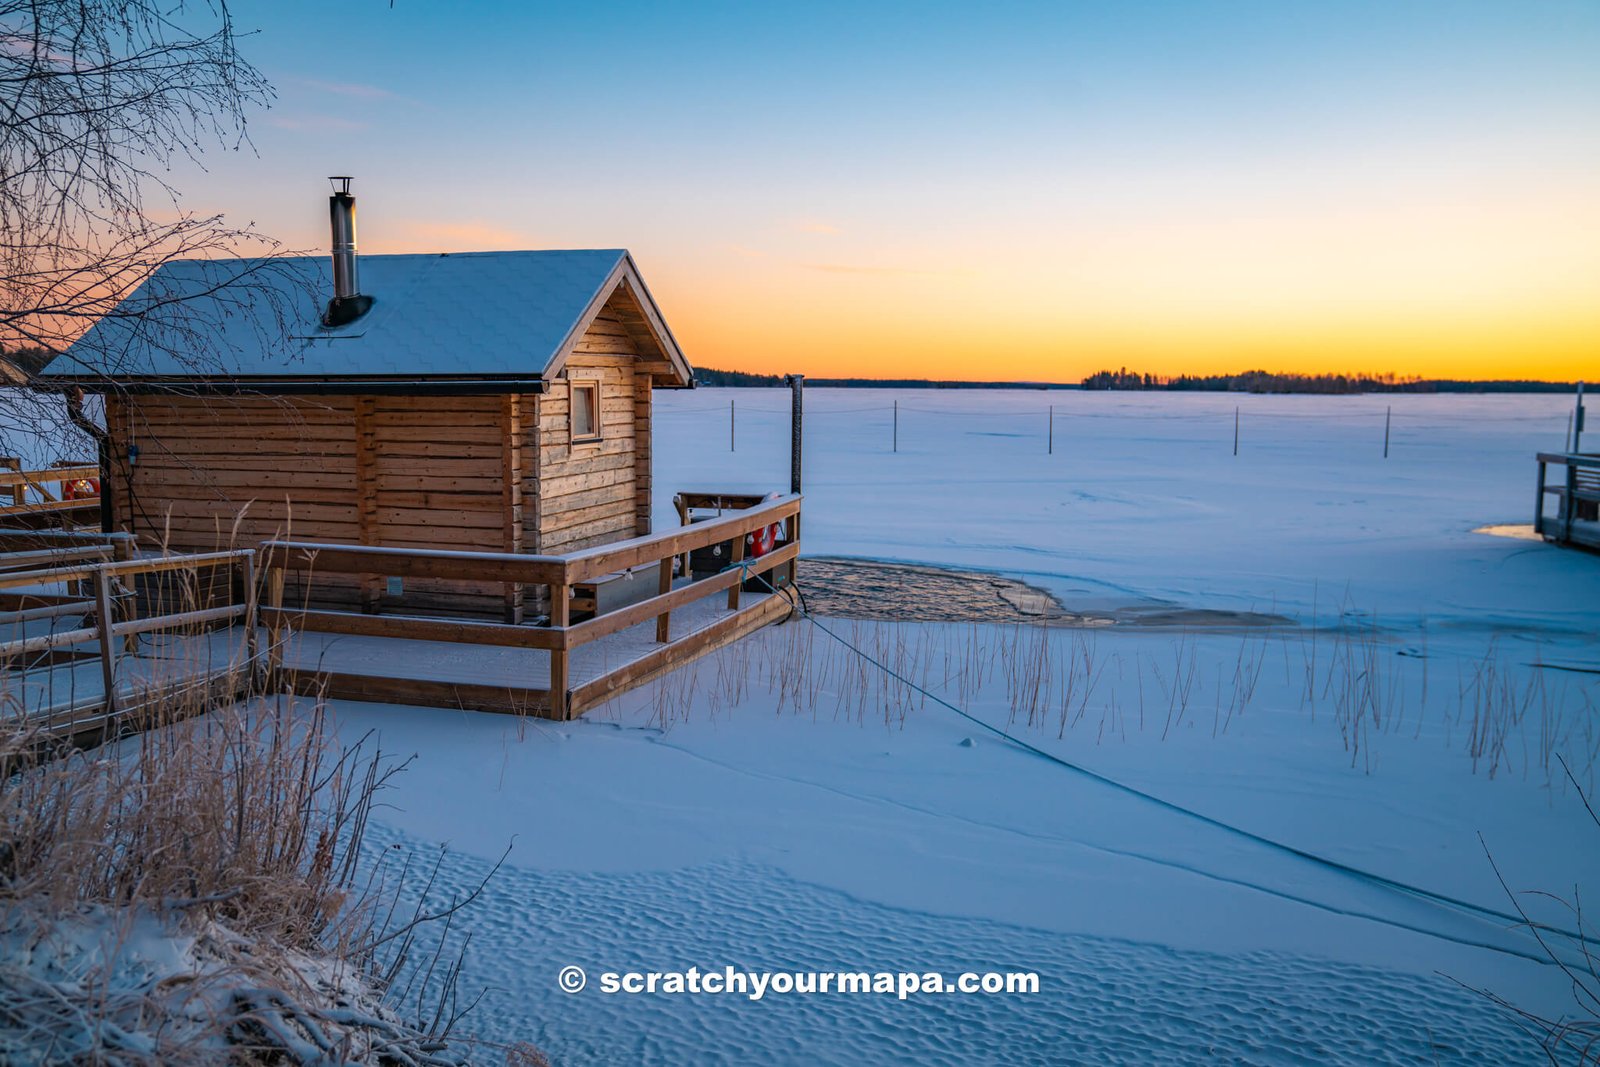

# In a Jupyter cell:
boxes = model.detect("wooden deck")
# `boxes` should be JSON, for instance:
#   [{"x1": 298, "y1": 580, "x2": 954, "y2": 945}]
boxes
[
  {"x1": 0, "y1": 537, "x2": 257, "y2": 751},
  {"x1": 1536, "y1": 452, "x2": 1600, "y2": 551},
  {"x1": 261, "y1": 492, "x2": 802, "y2": 719},
  {"x1": 274, "y1": 583, "x2": 791, "y2": 718},
  {"x1": 1, "y1": 495, "x2": 803, "y2": 740}
]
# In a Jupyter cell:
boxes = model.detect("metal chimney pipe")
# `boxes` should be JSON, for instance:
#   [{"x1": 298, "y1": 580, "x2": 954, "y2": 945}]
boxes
[
  {"x1": 329, "y1": 176, "x2": 359, "y2": 300},
  {"x1": 323, "y1": 176, "x2": 373, "y2": 327}
]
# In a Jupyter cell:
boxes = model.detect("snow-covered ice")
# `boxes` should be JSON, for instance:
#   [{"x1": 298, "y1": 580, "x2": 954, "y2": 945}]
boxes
[{"x1": 330, "y1": 389, "x2": 1599, "y2": 1064}]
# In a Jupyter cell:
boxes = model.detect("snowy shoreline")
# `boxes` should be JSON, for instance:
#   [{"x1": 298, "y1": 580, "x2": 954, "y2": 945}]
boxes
[{"x1": 316, "y1": 389, "x2": 1599, "y2": 1063}]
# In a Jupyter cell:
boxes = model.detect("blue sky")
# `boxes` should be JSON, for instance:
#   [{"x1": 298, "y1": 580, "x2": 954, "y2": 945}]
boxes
[{"x1": 172, "y1": 1, "x2": 1600, "y2": 379}]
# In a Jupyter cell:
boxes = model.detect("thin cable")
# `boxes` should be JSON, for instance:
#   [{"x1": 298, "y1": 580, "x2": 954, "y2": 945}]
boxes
[{"x1": 736, "y1": 564, "x2": 1589, "y2": 949}]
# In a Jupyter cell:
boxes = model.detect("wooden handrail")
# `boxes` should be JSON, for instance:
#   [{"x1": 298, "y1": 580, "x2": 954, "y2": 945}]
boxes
[
  {"x1": 1537, "y1": 452, "x2": 1600, "y2": 469},
  {"x1": 0, "y1": 529, "x2": 136, "y2": 556},
  {"x1": 0, "y1": 464, "x2": 98, "y2": 489},
  {"x1": 260, "y1": 494, "x2": 801, "y2": 591},
  {"x1": 0, "y1": 550, "x2": 254, "y2": 660},
  {"x1": 0, "y1": 549, "x2": 249, "y2": 592},
  {"x1": 562, "y1": 493, "x2": 801, "y2": 583},
  {"x1": 565, "y1": 541, "x2": 798, "y2": 647},
  {"x1": 261, "y1": 541, "x2": 566, "y2": 587}
]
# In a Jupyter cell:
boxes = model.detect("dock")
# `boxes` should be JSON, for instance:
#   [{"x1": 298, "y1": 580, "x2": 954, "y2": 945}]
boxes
[{"x1": 1536, "y1": 451, "x2": 1600, "y2": 551}]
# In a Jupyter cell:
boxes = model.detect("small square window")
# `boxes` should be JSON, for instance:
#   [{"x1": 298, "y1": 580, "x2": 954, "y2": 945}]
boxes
[{"x1": 571, "y1": 380, "x2": 600, "y2": 442}]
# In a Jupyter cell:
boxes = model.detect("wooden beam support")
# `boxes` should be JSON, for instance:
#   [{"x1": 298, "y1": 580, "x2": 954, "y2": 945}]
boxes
[
  {"x1": 549, "y1": 578, "x2": 570, "y2": 719},
  {"x1": 654, "y1": 556, "x2": 673, "y2": 642},
  {"x1": 501, "y1": 394, "x2": 525, "y2": 623},
  {"x1": 286, "y1": 671, "x2": 555, "y2": 718},
  {"x1": 354, "y1": 396, "x2": 380, "y2": 612},
  {"x1": 261, "y1": 606, "x2": 563, "y2": 650},
  {"x1": 261, "y1": 542, "x2": 565, "y2": 587}
]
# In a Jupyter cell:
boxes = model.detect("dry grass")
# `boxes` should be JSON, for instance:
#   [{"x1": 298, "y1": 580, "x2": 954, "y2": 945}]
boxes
[
  {"x1": 0, "y1": 552, "x2": 514, "y2": 1064},
  {"x1": 638, "y1": 604, "x2": 1600, "y2": 791}
]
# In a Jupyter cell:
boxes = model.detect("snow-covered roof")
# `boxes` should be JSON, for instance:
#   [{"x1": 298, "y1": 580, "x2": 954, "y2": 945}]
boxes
[{"x1": 47, "y1": 249, "x2": 692, "y2": 390}]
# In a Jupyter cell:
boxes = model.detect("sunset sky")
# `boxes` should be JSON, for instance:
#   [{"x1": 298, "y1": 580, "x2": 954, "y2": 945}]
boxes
[{"x1": 180, "y1": 1, "x2": 1600, "y2": 382}]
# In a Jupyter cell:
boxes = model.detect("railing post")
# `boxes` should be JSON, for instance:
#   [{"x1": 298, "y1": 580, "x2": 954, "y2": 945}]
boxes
[
  {"x1": 727, "y1": 527, "x2": 745, "y2": 611},
  {"x1": 1565, "y1": 460, "x2": 1578, "y2": 543},
  {"x1": 1535, "y1": 458, "x2": 1547, "y2": 537},
  {"x1": 264, "y1": 556, "x2": 286, "y2": 687},
  {"x1": 93, "y1": 568, "x2": 118, "y2": 717},
  {"x1": 240, "y1": 550, "x2": 260, "y2": 682},
  {"x1": 550, "y1": 576, "x2": 570, "y2": 719},
  {"x1": 655, "y1": 556, "x2": 673, "y2": 642}
]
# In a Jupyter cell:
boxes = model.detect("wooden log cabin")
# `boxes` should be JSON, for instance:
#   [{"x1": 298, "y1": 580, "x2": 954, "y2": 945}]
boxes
[{"x1": 44, "y1": 183, "x2": 695, "y2": 622}]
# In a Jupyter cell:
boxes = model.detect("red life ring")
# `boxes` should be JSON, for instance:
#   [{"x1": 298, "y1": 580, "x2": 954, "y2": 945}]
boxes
[
  {"x1": 62, "y1": 477, "x2": 99, "y2": 500},
  {"x1": 746, "y1": 521, "x2": 779, "y2": 557}
]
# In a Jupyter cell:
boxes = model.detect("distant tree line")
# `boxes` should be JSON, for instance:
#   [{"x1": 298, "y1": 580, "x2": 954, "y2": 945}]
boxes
[
  {"x1": 2, "y1": 345, "x2": 55, "y2": 376},
  {"x1": 691, "y1": 367, "x2": 1068, "y2": 390},
  {"x1": 690, "y1": 365, "x2": 1578, "y2": 394},
  {"x1": 1080, "y1": 367, "x2": 1577, "y2": 395}
]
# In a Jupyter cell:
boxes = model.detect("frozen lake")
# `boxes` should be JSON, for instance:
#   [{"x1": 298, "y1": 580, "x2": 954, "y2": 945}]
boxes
[{"x1": 331, "y1": 388, "x2": 1599, "y2": 1065}]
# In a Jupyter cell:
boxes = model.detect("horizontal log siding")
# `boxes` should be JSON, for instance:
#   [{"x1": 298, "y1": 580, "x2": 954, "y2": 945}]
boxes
[
  {"x1": 538, "y1": 306, "x2": 646, "y2": 555},
  {"x1": 109, "y1": 394, "x2": 514, "y2": 617},
  {"x1": 115, "y1": 395, "x2": 360, "y2": 549},
  {"x1": 111, "y1": 395, "x2": 362, "y2": 610},
  {"x1": 368, "y1": 395, "x2": 505, "y2": 617}
]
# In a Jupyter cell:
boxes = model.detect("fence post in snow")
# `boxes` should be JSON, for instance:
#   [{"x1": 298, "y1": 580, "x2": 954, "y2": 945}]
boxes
[
  {"x1": 1048, "y1": 405, "x2": 1054, "y2": 455},
  {"x1": 1233, "y1": 407, "x2": 1239, "y2": 456},
  {"x1": 730, "y1": 399, "x2": 735, "y2": 452},
  {"x1": 1384, "y1": 406, "x2": 1391, "y2": 459},
  {"x1": 893, "y1": 400, "x2": 898, "y2": 453}
]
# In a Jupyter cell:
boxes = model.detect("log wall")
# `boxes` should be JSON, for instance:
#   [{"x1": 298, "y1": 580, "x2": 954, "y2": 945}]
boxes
[
  {"x1": 535, "y1": 303, "x2": 654, "y2": 556},
  {"x1": 101, "y1": 303, "x2": 660, "y2": 621}
]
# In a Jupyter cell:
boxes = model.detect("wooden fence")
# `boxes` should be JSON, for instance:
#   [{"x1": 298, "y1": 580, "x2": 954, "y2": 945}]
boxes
[
  {"x1": 260, "y1": 493, "x2": 802, "y2": 719},
  {"x1": 1536, "y1": 452, "x2": 1600, "y2": 550},
  {"x1": 0, "y1": 460, "x2": 102, "y2": 527},
  {"x1": 0, "y1": 548, "x2": 258, "y2": 747}
]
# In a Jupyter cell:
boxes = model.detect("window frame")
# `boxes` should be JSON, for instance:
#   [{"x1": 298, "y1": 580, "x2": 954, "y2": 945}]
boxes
[{"x1": 569, "y1": 377, "x2": 602, "y2": 444}]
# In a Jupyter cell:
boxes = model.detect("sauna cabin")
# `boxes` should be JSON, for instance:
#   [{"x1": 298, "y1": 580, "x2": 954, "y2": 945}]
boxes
[{"x1": 44, "y1": 183, "x2": 694, "y2": 621}]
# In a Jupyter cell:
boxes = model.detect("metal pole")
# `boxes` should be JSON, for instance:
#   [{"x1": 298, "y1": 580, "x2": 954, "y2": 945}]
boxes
[
  {"x1": 1048, "y1": 405, "x2": 1054, "y2": 455},
  {"x1": 893, "y1": 399, "x2": 898, "y2": 453},
  {"x1": 1233, "y1": 407, "x2": 1239, "y2": 456},
  {"x1": 1535, "y1": 457, "x2": 1547, "y2": 536},
  {"x1": 1383, "y1": 406, "x2": 1391, "y2": 459},
  {"x1": 1575, "y1": 381, "x2": 1586, "y2": 454},
  {"x1": 785, "y1": 375, "x2": 804, "y2": 495},
  {"x1": 730, "y1": 399, "x2": 735, "y2": 452}
]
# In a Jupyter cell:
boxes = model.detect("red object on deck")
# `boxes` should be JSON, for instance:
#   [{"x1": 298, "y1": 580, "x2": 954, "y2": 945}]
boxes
[{"x1": 61, "y1": 477, "x2": 99, "y2": 500}]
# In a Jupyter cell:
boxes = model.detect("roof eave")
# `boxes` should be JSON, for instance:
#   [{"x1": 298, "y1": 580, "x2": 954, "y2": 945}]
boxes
[
  {"x1": 36, "y1": 374, "x2": 553, "y2": 397},
  {"x1": 542, "y1": 253, "x2": 694, "y2": 389}
]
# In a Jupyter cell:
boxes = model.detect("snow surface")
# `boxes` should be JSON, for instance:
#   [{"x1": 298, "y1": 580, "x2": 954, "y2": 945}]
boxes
[{"x1": 327, "y1": 389, "x2": 1598, "y2": 1064}]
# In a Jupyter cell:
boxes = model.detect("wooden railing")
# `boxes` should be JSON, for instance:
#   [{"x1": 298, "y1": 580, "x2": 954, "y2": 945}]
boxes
[
  {"x1": 0, "y1": 548, "x2": 258, "y2": 743},
  {"x1": 0, "y1": 460, "x2": 101, "y2": 531},
  {"x1": 1536, "y1": 452, "x2": 1600, "y2": 549},
  {"x1": 260, "y1": 493, "x2": 802, "y2": 719}
]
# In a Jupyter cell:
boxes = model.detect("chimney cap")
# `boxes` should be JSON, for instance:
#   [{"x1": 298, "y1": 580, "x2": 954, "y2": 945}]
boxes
[{"x1": 328, "y1": 176, "x2": 354, "y2": 195}]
